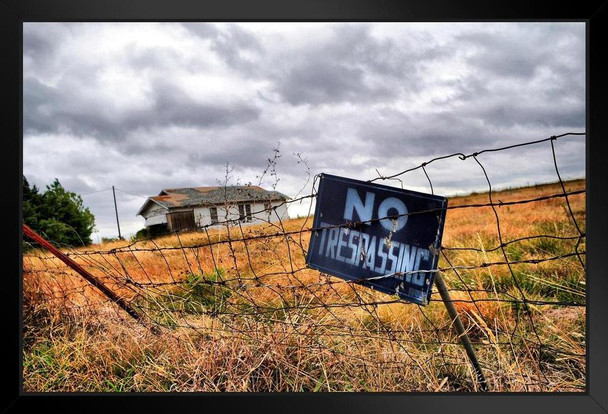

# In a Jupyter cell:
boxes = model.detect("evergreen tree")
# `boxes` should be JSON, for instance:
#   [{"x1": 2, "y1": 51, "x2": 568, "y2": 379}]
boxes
[
  {"x1": 23, "y1": 176, "x2": 42, "y2": 231},
  {"x1": 23, "y1": 176, "x2": 96, "y2": 246}
]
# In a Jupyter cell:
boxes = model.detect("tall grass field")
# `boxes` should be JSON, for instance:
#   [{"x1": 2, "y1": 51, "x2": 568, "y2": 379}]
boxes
[{"x1": 22, "y1": 179, "x2": 585, "y2": 392}]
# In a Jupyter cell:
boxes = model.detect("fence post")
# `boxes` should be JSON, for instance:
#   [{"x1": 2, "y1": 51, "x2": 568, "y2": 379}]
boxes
[
  {"x1": 434, "y1": 271, "x2": 488, "y2": 391},
  {"x1": 22, "y1": 224, "x2": 143, "y2": 322}
]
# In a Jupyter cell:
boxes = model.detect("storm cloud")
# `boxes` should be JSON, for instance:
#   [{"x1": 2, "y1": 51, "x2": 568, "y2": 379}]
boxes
[{"x1": 23, "y1": 22, "x2": 586, "y2": 240}]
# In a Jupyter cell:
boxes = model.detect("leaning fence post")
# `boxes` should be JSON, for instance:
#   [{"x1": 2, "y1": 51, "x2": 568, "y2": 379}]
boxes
[
  {"x1": 434, "y1": 271, "x2": 488, "y2": 391},
  {"x1": 22, "y1": 223, "x2": 143, "y2": 322}
]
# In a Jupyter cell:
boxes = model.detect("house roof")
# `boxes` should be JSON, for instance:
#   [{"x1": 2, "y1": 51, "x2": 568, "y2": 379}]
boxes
[{"x1": 137, "y1": 185, "x2": 289, "y2": 216}]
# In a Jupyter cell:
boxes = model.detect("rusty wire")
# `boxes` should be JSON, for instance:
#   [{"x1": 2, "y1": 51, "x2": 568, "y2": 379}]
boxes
[{"x1": 22, "y1": 132, "x2": 586, "y2": 392}]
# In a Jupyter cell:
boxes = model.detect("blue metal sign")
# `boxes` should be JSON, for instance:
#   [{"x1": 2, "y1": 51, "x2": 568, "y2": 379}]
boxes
[{"x1": 306, "y1": 173, "x2": 448, "y2": 305}]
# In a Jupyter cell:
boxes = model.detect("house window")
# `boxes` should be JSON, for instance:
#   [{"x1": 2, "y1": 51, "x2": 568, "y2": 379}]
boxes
[
  {"x1": 238, "y1": 204, "x2": 253, "y2": 222},
  {"x1": 245, "y1": 203, "x2": 252, "y2": 222},
  {"x1": 210, "y1": 207, "x2": 218, "y2": 224}
]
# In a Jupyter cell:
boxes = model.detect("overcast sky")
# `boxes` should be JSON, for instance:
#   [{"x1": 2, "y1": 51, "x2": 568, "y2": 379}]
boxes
[{"x1": 23, "y1": 22, "x2": 585, "y2": 241}]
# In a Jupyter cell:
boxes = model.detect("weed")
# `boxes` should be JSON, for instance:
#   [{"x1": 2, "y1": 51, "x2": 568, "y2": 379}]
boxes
[{"x1": 22, "y1": 179, "x2": 586, "y2": 392}]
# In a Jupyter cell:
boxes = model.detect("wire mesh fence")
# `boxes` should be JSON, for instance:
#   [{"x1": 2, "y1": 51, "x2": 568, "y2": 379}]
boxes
[{"x1": 22, "y1": 132, "x2": 586, "y2": 392}]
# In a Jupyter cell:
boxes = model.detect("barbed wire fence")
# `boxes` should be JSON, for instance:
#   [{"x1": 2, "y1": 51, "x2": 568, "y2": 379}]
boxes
[{"x1": 22, "y1": 132, "x2": 586, "y2": 392}]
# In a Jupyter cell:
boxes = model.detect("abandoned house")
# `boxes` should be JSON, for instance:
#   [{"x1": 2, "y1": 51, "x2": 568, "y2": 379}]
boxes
[{"x1": 136, "y1": 185, "x2": 290, "y2": 233}]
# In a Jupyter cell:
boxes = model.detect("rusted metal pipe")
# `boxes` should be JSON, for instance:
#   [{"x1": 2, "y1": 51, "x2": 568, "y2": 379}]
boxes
[{"x1": 22, "y1": 224, "x2": 142, "y2": 321}]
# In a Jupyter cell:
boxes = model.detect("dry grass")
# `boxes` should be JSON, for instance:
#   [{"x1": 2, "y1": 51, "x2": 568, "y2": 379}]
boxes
[{"x1": 22, "y1": 179, "x2": 586, "y2": 392}]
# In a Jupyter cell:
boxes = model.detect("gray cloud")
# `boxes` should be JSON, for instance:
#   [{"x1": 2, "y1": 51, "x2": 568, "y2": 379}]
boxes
[
  {"x1": 125, "y1": 44, "x2": 186, "y2": 72},
  {"x1": 454, "y1": 24, "x2": 585, "y2": 105},
  {"x1": 181, "y1": 23, "x2": 263, "y2": 74},
  {"x1": 277, "y1": 61, "x2": 393, "y2": 105},
  {"x1": 272, "y1": 24, "x2": 439, "y2": 106},
  {"x1": 137, "y1": 80, "x2": 261, "y2": 129},
  {"x1": 328, "y1": 24, "x2": 444, "y2": 79},
  {"x1": 185, "y1": 135, "x2": 276, "y2": 170},
  {"x1": 458, "y1": 33, "x2": 543, "y2": 80},
  {"x1": 23, "y1": 23, "x2": 73, "y2": 74},
  {"x1": 473, "y1": 104, "x2": 584, "y2": 129},
  {"x1": 22, "y1": 22, "x2": 586, "y2": 239},
  {"x1": 357, "y1": 109, "x2": 490, "y2": 158},
  {"x1": 24, "y1": 75, "x2": 261, "y2": 140},
  {"x1": 179, "y1": 22, "x2": 219, "y2": 39}
]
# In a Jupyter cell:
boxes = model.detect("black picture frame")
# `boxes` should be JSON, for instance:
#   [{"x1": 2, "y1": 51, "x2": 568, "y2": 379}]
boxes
[{"x1": 4, "y1": 1, "x2": 607, "y2": 413}]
